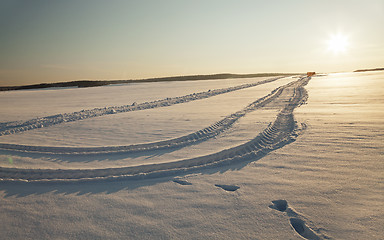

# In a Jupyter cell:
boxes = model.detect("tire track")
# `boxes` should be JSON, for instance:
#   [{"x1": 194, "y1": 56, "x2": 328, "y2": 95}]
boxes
[
  {"x1": 0, "y1": 77, "x2": 284, "y2": 136},
  {"x1": 0, "y1": 77, "x2": 310, "y2": 182},
  {"x1": 0, "y1": 79, "x2": 297, "y2": 155}
]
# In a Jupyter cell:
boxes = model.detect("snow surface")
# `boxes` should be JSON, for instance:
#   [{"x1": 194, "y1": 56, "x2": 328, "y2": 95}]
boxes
[
  {"x1": 0, "y1": 73, "x2": 383, "y2": 239},
  {"x1": 0, "y1": 77, "x2": 276, "y2": 123}
]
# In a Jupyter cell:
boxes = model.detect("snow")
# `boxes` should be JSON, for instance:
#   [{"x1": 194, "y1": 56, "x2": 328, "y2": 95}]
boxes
[
  {"x1": 0, "y1": 77, "x2": 277, "y2": 123},
  {"x1": 0, "y1": 72, "x2": 383, "y2": 239},
  {"x1": 0, "y1": 77, "x2": 289, "y2": 137}
]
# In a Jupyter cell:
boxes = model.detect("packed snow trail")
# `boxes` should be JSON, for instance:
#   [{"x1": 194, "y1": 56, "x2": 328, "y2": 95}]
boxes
[
  {"x1": 0, "y1": 79, "x2": 299, "y2": 155},
  {"x1": 0, "y1": 77, "x2": 283, "y2": 136},
  {"x1": 0, "y1": 77, "x2": 310, "y2": 182}
]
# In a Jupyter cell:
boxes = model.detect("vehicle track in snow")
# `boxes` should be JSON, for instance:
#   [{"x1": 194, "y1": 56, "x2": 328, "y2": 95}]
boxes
[
  {"x1": 0, "y1": 77, "x2": 284, "y2": 136},
  {"x1": 0, "y1": 79, "x2": 299, "y2": 155},
  {"x1": 0, "y1": 77, "x2": 310, "y2": 183}
]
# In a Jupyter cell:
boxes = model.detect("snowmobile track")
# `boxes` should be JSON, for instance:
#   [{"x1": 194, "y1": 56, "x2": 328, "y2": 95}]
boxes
[
  {"x1": 0, "y1": 77, "x2": 310, "y2": 183},
  {"x1": 0, "y1": 77, "x2": 283, "y2": 136},
  {"x1": 0, "y1": 78, "x2": 298, "y2": 155}
]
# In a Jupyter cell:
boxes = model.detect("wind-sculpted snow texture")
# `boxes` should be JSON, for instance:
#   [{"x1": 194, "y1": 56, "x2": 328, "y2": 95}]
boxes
[
  {"x1": 0, "y1": 77, "x2": 282, "y2": 136},
  {"x1": 0, "y1": 77, "x2": 310, "y2": 182},
  {"x1": 0, "y1": 79, "x2": 298, "y2": 155}
]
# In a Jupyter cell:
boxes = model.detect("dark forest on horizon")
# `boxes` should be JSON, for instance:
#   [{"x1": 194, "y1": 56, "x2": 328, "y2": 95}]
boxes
[{"x1": 0, "y1": 73, "x2": 298, "y2": 91}]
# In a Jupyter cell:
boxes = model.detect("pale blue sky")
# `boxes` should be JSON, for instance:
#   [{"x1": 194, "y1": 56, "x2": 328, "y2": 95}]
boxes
[{"x1": 1, "y1": 0, "x2": 383, "y2": 86}]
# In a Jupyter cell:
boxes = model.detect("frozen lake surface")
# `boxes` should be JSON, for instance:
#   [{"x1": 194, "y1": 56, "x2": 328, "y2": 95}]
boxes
[{"x1": 0, "y1": 72, "x2": 383, "y2": 239}]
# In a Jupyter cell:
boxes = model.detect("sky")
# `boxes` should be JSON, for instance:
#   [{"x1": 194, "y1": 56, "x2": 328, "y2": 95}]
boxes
[{"x1": 0, "y1": 0, "x2": 383, "y2": 86}]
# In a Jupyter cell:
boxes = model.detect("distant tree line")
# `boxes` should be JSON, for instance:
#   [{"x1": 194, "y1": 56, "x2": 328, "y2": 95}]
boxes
[
  {"x1": 0, "y1": 73, "x2": 299, "y2": 91},
  {"x1": 354, "y1": 67, "x2": 384, "y2": 72}
]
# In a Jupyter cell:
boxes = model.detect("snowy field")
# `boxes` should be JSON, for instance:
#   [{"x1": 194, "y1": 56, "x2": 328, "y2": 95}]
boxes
[{"x1": 0, "y1": 72, "x2": 383, "y2": 239}]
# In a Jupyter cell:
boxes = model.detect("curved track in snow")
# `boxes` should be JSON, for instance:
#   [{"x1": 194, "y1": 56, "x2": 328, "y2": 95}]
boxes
[
  {"x1": 0, "y1": 77, "x2": 283, "y2": 136},
  {"x1": 0, "y1": 79, "x2": 297, "y2": 155},
  {"x1": 0, "y1": 77, "x2": 310, "y2": 183}
]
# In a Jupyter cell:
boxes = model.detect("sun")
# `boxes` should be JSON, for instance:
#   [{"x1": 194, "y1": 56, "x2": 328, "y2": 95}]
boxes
[{"x1": 327, "y1": 33, "x2": 349, "y2": 54}]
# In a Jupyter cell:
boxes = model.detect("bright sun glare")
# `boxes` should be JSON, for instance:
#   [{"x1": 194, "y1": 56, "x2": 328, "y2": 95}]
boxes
[{"x1": 327, "y1": 33, "x2": 349, "y2": 54}]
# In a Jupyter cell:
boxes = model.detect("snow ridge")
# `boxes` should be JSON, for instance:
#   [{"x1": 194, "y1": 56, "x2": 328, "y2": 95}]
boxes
[
  {"x1": 0, "y1": 77, "x2": 282, "y2": 136},
  {"x1": 0, "y1": 80, "x2": 296, "y2": 155},
  {"x1": 0, "y1": 77, "x2": 310, "y2": 183}
]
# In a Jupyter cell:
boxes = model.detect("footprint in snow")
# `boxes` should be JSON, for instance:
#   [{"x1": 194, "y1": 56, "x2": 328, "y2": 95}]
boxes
[
  {"x1": 215, "y1": 184, "x2": 240, "y2": 192},
  {"x1": 270, "y1": 199, "x2": 323, "y2": 240},
  {"x1": 270, "y1": 199, "x2": 288, "y2": 211},
  {"x1": 173, "y1": 179, "x2": 192, "y2": 185}
]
